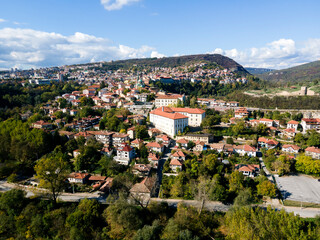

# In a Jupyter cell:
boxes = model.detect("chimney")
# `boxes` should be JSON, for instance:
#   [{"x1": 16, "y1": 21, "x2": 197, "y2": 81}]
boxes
[{"x1": 162, "y1": 106, "x2": 164, "y2": 112}]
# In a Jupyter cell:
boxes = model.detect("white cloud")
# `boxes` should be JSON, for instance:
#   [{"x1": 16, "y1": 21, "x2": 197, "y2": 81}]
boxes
[
  {"x1": 209, "y1": 38, "x2": 320, "y2": 69},
  {"x1": 100, "y1": 0, "x2": 141, "y2": 11},
  {"x1": 0, "y1": 18, "x2": 6, "y2": 23},
  {"x1": 0, "y1": 27, "x2": 165, "y2": 69},
  {"x1": 151, "y1": 51, "x2": 166, "y2": 58}
]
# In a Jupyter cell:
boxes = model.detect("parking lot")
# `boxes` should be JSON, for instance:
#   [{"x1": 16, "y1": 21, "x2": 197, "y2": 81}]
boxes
[{"x1": 275, "y1": 175, "x2": 320, "y2": 203}]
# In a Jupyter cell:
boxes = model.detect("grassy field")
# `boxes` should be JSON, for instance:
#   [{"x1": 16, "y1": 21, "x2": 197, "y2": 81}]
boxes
[{"x1": 283, "y1": 200, "x2": 320, "y2": 208}]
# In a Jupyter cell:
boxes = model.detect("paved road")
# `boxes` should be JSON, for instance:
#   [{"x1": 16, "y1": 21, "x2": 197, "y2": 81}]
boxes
[
  {"x1": 0, "y1": 181, "x2": 106, "y2": 202},
  {"x1": 150, "y1": 198, "x2": 231, "y2": 212},
  {"x1": 154, "y1": 141, "x2": 175, "y2": 197},
  {"x1": 275, "y1": 175, "x2": 320, "y2": 204}
]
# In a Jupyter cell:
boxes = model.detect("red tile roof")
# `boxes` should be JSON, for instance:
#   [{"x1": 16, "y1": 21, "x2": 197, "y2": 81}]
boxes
[{"x1": 305, "y1": 146, "x2": 320, "y2": 154}]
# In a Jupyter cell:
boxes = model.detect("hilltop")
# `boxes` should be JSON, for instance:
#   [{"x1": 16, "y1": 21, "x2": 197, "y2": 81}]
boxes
[
  {"x1": 257, "y1": 60, "x2": 320, "y2": 84},
  {"x1": 77, "y1": 54, "x2": 249, "y2": 75}
]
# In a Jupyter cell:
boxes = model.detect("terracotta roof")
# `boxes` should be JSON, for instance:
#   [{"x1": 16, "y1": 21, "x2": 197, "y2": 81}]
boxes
[
  {"x1": 172, "y1": 151, "x2": 185, "y2": 158},
  {"x1": 284, "y1": 128, "x2": 296, "y2": 133},
  {"x1": 171, "y1": 107, "x2": 205, "y2": 114},
  {"x1": 146, "y1": 142, "x2": 164, "y2": 148},
  {"x1": 282, "y1": 144, "x2": 300, "y2": 150},
  {"x1": 148, "y1": 153, "x2": 160, "y2": 161},
  {"x1": 89, "y1": 175, "x2": 107, "y2": 181},
  {"x1": 305, "y1": 146, "x2": 320, "y2": 153},
  {"x1": 117, "y1": 143, "x2": 133, "y2": 152},
  {"x1": 68, "y1": 172, "x2": 89, "y2": 179},
  {"x1": 259, "y1": 118, "x2": 273, "y2": 122},
  {"x1": 258, "y1": 137, "x2": 279, "y2": 145},
  {"x1": 170, "y1": 158, "x2": 182, "y2": 166},
  {"x1": 287, "y1": 120, "x2": 299, "y2": 124},
  {"x1": 150, "y1": 108, "x2": 188, "y2": 120},
  {"x1": 176, "y1": 138, "x2": 188, "y2": 144}
]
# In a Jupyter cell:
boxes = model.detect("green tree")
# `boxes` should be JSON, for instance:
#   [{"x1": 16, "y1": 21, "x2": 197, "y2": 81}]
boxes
[
  {"x1": 257, "y1": 180, "x2": 277, "y2": 197},
  {"x1": 229, "y1": 171, "x2": 244, "y2": 193},
  {"x1": 34, "y1": 154, "x2": 69, "y2": 203}
]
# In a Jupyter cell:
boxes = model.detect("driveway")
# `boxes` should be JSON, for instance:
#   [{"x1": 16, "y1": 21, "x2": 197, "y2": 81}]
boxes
[{"x1": 275, "y1": 175, "x2": 320, "y2": 204}]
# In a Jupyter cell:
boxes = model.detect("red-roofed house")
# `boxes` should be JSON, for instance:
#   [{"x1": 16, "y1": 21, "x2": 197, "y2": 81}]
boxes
[
  {"x1": 235, "y1": 164, "x2": 260, "y2": 177},
  {"x1": 282, "y1": 144, "x2": 300, "y2": 154},
  {"x1": 233, "y1": 145, "x2": 257, "y2": 157},
  {"x1": 258, "y1": 137, "x2": 279, "y2": 149},
  {"x1": 68, "y1": 172, "x2": 90, "y2": 184},
  {"x1": 146, "y1": 142, "x2": 165, "y2": 153},
  {"x1": 287, "y1": 120, "x2": 299, "y2": 130},
  {"x1": 176, "y1": 138, "x2": 188, "y2": 148},
  {"x1": 305, "y1": 146, "x2": 320, "y2": 159},
  {"x1": 155, "y1": 134, "x2": 171, "y2": 147},
  {"x1": 170, "y1": 158, "x2": 183, "y2": 172},
  {"x1": 113, "y1": 143, "x2": 135, "y2": 165},
  {"x1": 171, "y1": 150, "x2": 186, "y2": 161},
  {"x1": 148, "y1": 153, "x2": 160, "y2": 169}
]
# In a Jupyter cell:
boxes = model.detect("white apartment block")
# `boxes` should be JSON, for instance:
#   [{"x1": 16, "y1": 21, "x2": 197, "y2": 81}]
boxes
[
  {"x1": 149, "y1": 107, "x2": 188, "y2": 137},
  {"x1": 154, "y1": 93, "x2": 185, "y2": 108}
]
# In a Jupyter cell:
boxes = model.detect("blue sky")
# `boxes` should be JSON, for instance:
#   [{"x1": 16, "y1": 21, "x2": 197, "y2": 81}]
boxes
[{"x1": 0, "y1": 0, "x2": 320, "y2": 70}]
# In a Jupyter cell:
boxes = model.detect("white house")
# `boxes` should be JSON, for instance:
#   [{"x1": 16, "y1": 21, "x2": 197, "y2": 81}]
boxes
[
  {"x1": 233, "y1": 145, "x2": 257, "y2": 157},
  {"x1": 113, "y1": 143, "x2": 135, "y2": 165},
  {"x1": 287, "y1": 120, "x2": 299, "y2": 130},
  {"x1": 301, "y1": 118, "x2": 320, "y2": 132},
  {"x1": 281, "y1": 144, "x2": 300, "y2": 154},
  {"x1": 305, "y1": 146, "x2": 320, "y2": 159}
]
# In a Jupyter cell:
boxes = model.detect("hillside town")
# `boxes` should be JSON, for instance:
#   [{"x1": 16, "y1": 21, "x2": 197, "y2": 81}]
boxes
[{"x1": 1, "y1": 61, "x2": 320, "y2": 211}]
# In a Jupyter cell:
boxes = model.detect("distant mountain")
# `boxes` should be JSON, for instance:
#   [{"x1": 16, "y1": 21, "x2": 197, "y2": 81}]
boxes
[
  {"x1": 246, "y1": 67, "x2": 274, "y2": 75},
  {"x1": 81, "y1": 54, "x2": 249, "y2": 75},
  {"x1": 257, "y1": 60, "x2": 320, "y2": 83}
]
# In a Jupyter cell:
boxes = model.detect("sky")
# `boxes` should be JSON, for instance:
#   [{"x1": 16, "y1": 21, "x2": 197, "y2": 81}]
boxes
[{"x1": 0, "y1": 0, "x2": 320, "y2": 70}]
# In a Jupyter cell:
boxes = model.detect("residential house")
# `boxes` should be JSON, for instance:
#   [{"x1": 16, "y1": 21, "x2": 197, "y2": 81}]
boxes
[
  {"x1": 258, "y1": 137, "x2": 279, "y2": 149},
  {"x1": 282, "y1": 144, "x2": 300, "y2": 154},
  {"x1": 130, "y1": 177, "x2": 156, "y2": 204},
  {"x1": 171, "y1": 150, "x2": 186, "y2": 161},
  {"x1": 234, "y1": 107, "x2": 249, "y2": 118},
  {"x1": 67, "y1": 172, "x2": 90, "y2": 184},
  {"x1": 131, "y1": 139, "x2": 144, "y2": 149},
  {"x1": 305, "y1": 146, "x2": 320, "y2": 159},
  {"x1": 31, "y1": 120, "x2": 53, "y2": 130},
  {"x1": 301, "y1": 118, "x2": 320, "y2": 132},
  {"x1": 146, "y1": 142, "x2": 165, "y2": 153},
  {"x1": 113, "y1": 143, "x2": 135, "y2": 165},
  {"x1": 148, "y1": 128, "x2": 161, "y2": 138},
  {"x1": 233, "y1": 145, "x2": 257, "y2": 157},
  {"x1": 175, "y1": 133, "x2": 214, "y2": 144},
  {"x1": 287, "y1": 120, "x2": 299, "y2": 130},
  {"x1": 176, "y1": 138, "x2": 188, "y2": 148},
  {"x1": 235, "y1": 164, "x2": 260, "y2": 177},
  {"x1": 132, "y1": 164, "x2": 152, "y2": 177},
  {"x1": 170, "y1": 158, "x2": 183, "y2": 172},
  {"x1": 154, "y1": 93, "x2": 185, "y2": 108},
  {"x1": 155, "y1": 134, "x2": 171, "y2": 147},
  {"x1": 148, "y1": 153, "x2": 160, "y2": 169},
  {"x1": 112, "y1": 133, "x2": 130, "y2": 146}
]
